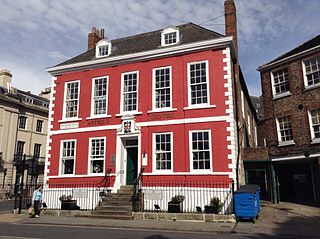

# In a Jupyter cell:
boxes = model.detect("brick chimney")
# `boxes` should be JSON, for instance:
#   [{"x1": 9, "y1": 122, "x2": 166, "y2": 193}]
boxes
[
  {"x1": 224, "y1": 0, "x2": 238, "y2": 55},
  {"x1": 87, "y1": 27, "x2": 105, "y2": 51}
]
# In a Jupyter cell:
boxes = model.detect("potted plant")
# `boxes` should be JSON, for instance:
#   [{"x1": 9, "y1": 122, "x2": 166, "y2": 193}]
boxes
[
  {"x1": 59, "y1": 194, "x2": 77, "y2": 210},
  {"x1": 168, "y1": 195, "x2": 185, "y2": 213},
  {"x1": 204, "y1": 197, "x2": 224, "y2": 214}
]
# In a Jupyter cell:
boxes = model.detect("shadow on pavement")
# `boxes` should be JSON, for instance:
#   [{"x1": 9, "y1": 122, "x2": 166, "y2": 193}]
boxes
[{"x1": 235, "y1": 202, "x2": 320, "y2": 238}]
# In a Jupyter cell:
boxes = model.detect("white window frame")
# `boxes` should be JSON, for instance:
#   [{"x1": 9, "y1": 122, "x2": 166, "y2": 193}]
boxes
[
  {"x1": 35, "y1": 119, "x2": 43, "y2": 133},
  {"x1": 161, "y1": 27, "x2": 179, "y2": 46},
  {"x1": 187, "y1": 60, "x2": 210, "y2": 108},
  {"x1": 88, "y1": 137, "x2": 106, "y2": 176},
  {"x1": 302, "y1": 56, "x2": 320, "y2": 89},
  {"x1": 189, "y1": 130, "x2": 212, "y2": 173},
  {"x1": 152, "y1": 66, "x2": 173, "y2": 111},
  {"x1": 271, "y1": 68, "x2": 291, "y2": 99},
  {"x1": 120, "y1": 71, "x2": 139, "y2": 114},
  {"x1": 247, "y1": 114, "x2": 251, "y2": 136},
  {"x1": 308, "y1": 109, "x2": 320, "y2": 143},
  {"x1": 95, "y1": 39, "x2": 111, "y2": 58},
  {"x1": 276, "y1": 116, "x2": 295, "y2": 146},
  {"x1": 59, "y1": 139, "x2": 77, "y2": 176},
  {"x1": 241, "y1": 90, "x2": 245, "y2": 119},
  {"x1": 152, "y1": 132, "x2": 173, "y2": 173},
  {"x1": 90, "y1": 76, "x2": 110, "y2": 118},
  {"x1": 62, "y1": 80, "x2": 80, "y2": 120}
]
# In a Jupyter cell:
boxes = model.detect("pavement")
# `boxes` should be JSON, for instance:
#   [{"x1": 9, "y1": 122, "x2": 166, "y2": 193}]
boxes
[{"x1": 0, "y1": 201, "x2": 319, "y2": 238}]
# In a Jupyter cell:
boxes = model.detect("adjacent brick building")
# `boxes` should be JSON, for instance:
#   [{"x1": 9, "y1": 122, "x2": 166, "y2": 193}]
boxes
[{"x1": 257, "y1": 35, "x2": 320, "y2": 203}]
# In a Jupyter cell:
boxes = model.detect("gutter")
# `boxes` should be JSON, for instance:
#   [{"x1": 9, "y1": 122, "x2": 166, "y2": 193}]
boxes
[
  {"x1": 257, "y1": 45, "x2": 320, "y2": 72},
  {"x1": 233, "y1": 61, "x2": 240, "y2": 188}
]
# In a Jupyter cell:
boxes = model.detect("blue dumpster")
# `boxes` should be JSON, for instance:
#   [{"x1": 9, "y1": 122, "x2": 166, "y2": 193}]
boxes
[{"x1": 234, "y1": 184, "x2": 260, "y2": 222}]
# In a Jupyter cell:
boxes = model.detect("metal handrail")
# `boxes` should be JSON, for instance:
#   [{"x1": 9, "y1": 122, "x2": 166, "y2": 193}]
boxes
[{"x1": 132, "y1": 167, "x2": 145, "y2": 211}]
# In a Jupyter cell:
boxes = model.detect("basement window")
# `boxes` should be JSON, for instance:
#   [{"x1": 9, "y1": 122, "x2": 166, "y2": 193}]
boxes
[
  {"x1": 161, "y1": 27, "x2": 179, "y2": 46},
  {"x1": 96, "y1": 39, "x2": 111, "y2": 58}
]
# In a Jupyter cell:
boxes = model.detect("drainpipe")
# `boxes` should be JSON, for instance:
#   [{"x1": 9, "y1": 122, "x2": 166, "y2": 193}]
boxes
[{"x1": 232, "y1": 61, "x2": 240, "y2": 189}]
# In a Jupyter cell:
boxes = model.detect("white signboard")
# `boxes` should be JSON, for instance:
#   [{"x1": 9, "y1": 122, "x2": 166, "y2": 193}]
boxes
[
  {"x1": 73, "y1": 189, "x2": 88, "y2": 198},
  {"x1": 142, "y1": 154, "x2": 148, "y2": 166},
  {"x1": 60, "y1": 122, "x2": 79, "y2": 130},
  {"x1": 145, "y1": 189, "x2": 162, "y2": 200}
]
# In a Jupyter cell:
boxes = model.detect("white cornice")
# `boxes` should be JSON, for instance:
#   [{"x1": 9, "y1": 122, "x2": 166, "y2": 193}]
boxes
[
  {"x1": 47, "y1": 36, "x2": 235, "y2": 75},
  {"x1": 50, "y1": 115, "x2": 230, "y2": 135},
  {"x1": 257, "y1": 45, "x2": 320, "y2": 72}
]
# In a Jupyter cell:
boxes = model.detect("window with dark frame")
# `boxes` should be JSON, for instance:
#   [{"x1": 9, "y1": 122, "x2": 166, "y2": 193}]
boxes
[
  {"x1": 191, "y1": 131, "x2": 211, "y2": 170},
  {"x1": 154, "y1": 133, "x2": 172, "y2": 170},
  {"x1": 33, "y1": 144, "x2": 41, "y2": 158},
  {"x1": 36, "y1": 120, "x2": 43, "y2": 132},
  {"x1": 19, "y1": 116, "x2": 27, "y2": 129},
  {"x1": 16, "y1": 141, "x2": 25, "y2": 156}
]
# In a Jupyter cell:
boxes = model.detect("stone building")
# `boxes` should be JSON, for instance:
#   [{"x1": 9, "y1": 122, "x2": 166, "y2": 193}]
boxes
[{"x1": 0, "y1": 70, "x2": 49, "y2": 198}]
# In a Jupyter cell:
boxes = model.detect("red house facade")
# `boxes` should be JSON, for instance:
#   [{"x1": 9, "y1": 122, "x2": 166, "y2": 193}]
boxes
[{"x1": 45, "y1": 0, "x2": 257, "y2": 212}]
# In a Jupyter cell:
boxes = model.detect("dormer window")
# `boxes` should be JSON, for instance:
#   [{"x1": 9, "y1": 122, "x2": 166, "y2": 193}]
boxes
[
  {"x1": 161, "y1": 27, "x2": 179, "y2": 46},
  {"x1": 96, "y1": 39, "x2": 111, "y2": 58}
]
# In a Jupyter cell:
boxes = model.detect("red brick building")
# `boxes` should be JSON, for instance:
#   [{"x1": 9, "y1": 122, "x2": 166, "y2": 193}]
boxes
[
  {"x1": 258, "y1": 35, "x2": 320, "y2": 203},
  {"x1": 44, "y1": 0, "x2": 257, "y2": 211}
]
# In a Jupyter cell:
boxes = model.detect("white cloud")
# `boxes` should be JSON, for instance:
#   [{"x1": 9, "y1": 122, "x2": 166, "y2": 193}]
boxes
[{"x1": 0, "y1": 0, "x2": 319, "y2": 96}]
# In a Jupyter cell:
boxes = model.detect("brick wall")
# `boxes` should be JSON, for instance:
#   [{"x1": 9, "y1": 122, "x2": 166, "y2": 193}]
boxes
[{"x1": 261, "y1": 51, "x2": 320, "y2": 157}]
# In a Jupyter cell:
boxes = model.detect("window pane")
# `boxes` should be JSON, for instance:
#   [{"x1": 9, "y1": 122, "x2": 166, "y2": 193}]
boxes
[
  {"x1": 155, "y1": 133, "x2": 172, "y2": 170},
  {"x1": 154, "y1": 67, "x2": 171, "y2": 109},
  {"x1": 272, "y1": 69, "x2": 289, "y2": 95},
  {"x1": 191, "y1": 131, "x2": 211, "y2": 170},
  {"x1": 93, "y1": 77, "x2": 107, "y2": 115},
  {"x1": 278, "y1": 116, "x2": 293, "y2": 141},
  {"x1": 123, "y1": 73, "x2": 138, "y2": 112},
  {"x1": 189, "y1": 62, "x2": 208, "y2": 105},
  {"x1": 305, "y1": 57, "x2": 320, "y2": 86},
  {"x1": 65, "y1": 82, "x2": 79, "y2": 118},
  {"x1": 90, "y1": 138, "x2": 105, "y2": 174},
  {"x1": 311, "y1": 109, "x2": 320, "y2": 139}
]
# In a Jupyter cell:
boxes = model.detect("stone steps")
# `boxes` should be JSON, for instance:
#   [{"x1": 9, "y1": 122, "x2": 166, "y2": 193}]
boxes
[{"x1": 92, "y1": 185, "x2": 134, "y2": 220}]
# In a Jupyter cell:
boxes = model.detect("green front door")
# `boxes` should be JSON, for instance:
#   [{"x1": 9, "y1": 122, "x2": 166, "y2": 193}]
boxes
[{"x1": 126, "y1": 147, "x2": 138, "y2": 185}]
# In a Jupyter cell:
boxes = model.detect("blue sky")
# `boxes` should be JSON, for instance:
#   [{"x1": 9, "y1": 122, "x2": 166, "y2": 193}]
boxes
[{"x1": 0, "y1": 0, "x2": 319, "y2": 96}]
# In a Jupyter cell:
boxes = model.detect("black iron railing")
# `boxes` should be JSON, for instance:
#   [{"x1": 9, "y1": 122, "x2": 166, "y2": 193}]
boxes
[{"x1": 132, "y1": 167, "x2": 145, "y2": 212}]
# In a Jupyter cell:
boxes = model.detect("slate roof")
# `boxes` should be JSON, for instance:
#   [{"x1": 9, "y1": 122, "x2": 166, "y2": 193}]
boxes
[
  {"x1": 56, "y1": 22, "x2": 224, "y2": 67},
  {"x1": 258, "y1": 34, "x2": 320, "y2": 69}
]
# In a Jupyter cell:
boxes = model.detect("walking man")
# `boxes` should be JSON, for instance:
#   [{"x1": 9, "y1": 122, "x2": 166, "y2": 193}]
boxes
[{"x1": 32, "y1": 185, "x2": 43, "y2": 218}]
